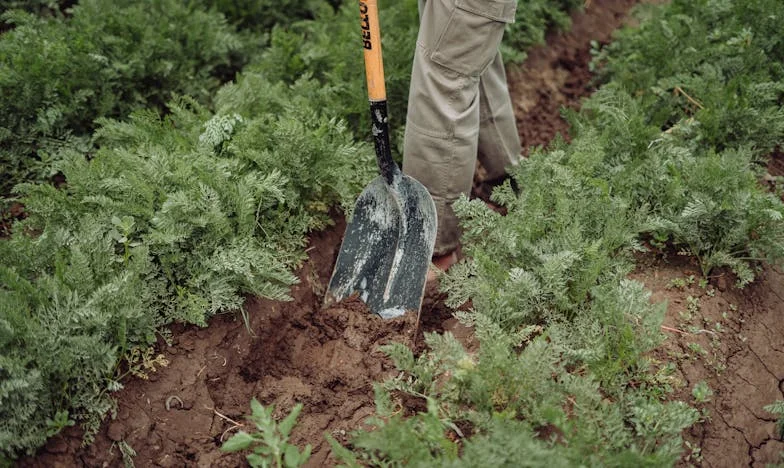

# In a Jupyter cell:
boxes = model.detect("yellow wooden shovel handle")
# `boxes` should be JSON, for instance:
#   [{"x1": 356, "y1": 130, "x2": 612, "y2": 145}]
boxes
[{"x1": 359, "y1": 0, "x2": 386, "y2": 102}]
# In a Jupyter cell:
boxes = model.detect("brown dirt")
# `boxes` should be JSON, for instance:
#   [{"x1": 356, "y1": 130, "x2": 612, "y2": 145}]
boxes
[
  {"x1": 766, "y1": 148, "x2": 784, "y2": 202},
  {"x1": 630, "y1": 255, "x2": 784, "y2": 467},
  {"x1": 767, "y1": 148, "x2": 784, "y2": 178},
  {"x1": 0, "y1": 201, "x2": 24, "y2": 238}
]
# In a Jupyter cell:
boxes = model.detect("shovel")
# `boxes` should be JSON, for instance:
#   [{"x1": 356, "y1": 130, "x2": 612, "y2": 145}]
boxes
[{"x1": 325, "y1": 0, "x2": 437, "y2": 319}]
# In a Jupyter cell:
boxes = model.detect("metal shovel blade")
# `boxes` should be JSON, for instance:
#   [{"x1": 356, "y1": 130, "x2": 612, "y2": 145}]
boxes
[{"x1": 326, "y1": 174, "x2": 437, "y2": 319}]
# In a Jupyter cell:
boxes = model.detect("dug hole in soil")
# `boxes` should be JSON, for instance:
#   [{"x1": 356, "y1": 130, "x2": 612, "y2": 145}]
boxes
[
  {"x1": 22, "y1": 0, "x2": 784, "y2": 466},
  {"x1": 23, "y1": 217, "x2": 449, "y2": 468}
]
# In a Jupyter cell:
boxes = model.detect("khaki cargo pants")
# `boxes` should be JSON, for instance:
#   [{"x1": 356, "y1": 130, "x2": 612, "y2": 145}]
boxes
[{"x1": 403, "y1": 0, "x2": 522, "y2": 255}]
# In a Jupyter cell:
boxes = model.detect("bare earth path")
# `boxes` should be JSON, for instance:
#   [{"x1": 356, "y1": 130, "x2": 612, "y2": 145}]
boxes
[{"x1": 631, "y1": 259, "x2": 784, "y2": 467}]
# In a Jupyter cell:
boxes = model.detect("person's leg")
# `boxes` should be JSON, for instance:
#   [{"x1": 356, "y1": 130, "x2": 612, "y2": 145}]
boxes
[
  {"x1": 477, "y1": 51, "x2": 522, "y2": 183},
  {"x1": 403, "y1": 0, "x2": 517, "y2": 259}
]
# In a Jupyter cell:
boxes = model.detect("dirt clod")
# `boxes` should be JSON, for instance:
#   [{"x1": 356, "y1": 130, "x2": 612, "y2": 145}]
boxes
[
  {"x1": 43, "y1": 438, "x2": 68, "y2": 455},
  {"x1": 106, "y1": 422, "x2": 125, "y2": 443}
]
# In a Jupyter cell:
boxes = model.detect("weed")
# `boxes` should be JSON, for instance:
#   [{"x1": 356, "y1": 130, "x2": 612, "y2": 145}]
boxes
[
  {"x1": 687, "y1": 342, "x2": 707, "y2": 357},
  {"x1": 684, "y1": 440, "x2": 703, "y2": 464},
  {"x1": 764, "y1": 401, "x2": 784, "y2": 439},
  {"x1": 116, "y1": 440, "x2": 136, "y2": 468},
  {"x1": 668, "y1": 275, "x2": 695, "y2": 290},
  {"x1": 121, "y1": 347, "x2": 169, "y2": 381},
  {"x1": 691, "y1": 381, "x2": 713, "y2": 403},
  {"x1": 222, "y1": 400, "x2": 311, "y2": 468},
  {"x1": 686, "y1": 296, "x2": 700, "y2": 315}
]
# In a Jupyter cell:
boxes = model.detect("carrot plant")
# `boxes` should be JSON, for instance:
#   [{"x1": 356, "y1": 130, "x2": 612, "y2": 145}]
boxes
[
  {"x1": 586, "y1": 0, "x2": 784, "y2": 284},
  {"x1": 0, "y1": 0, "x2": 250, "y2": 196},
  {"x1": 337, "y1": 152, "x2": 698, "y2": 466},
  {"x1": 0, "y1": 80, "x2": 374, "y2": 457},
  {"x1": 502, "y1": 0, "x2": 584, "y2": 63}
]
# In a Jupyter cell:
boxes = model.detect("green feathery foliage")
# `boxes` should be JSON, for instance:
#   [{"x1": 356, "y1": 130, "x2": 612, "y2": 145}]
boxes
[
  {"x1": 203, "y1": 0, "x2": 339, "y2": 32},
  {"x1": 0, "y1": 0, "x2": 249, "y2": 195},
  {"x1": 584, "y1": 0, "x2": 784, "y2": 283},
  {"x1": 246, "y1": 0, "x2": 584, "y2": 155},
  {"x1": 338, "y1": 153, "x2": 698, "y2": 467},
  {"x1": 244, "y1": 0, "x2": 419, "y2": 154},
  {"x1": 764, "y1": 401, "x2": 784, "y2": 439},
  {"x1": 596, "y1": 0, "x2": 784, "y2": 156},
  {"x1": 0, "y1": 0, "x2": 583, "y2": 197},
  {"x1": 561, "y1": 88, "x2": 784, "y2": 285},
  {"x1": 0, "y1": 76, "x2": 374, "y2": 457},
  {"x1": 0, "y1": 0, "x2": 71, "y2": 16},
  {"x1": 0, "y1": 0, "x2": 607, "y2": 460}
]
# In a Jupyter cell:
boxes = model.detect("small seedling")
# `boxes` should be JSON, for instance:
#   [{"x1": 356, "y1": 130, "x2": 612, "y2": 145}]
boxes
[
  {"x1": 45, "y1": 410, "x2": 75, "y2": 437},
  {"x1": 763, "y1": 401, "x2": 784, "y2": 438},
  {"x1": 711, "y1": 357, "x2": 727, "y2": 375},
  {"x1": 222, "y1": 399, "x2": 311, "y2": 468},
  {"x1": 692, "y1": 381, "x2": 713, "y2": 403},
  {"x1": 668, "y1": 278, "x2": 687, "y2": 289},
  {"x1": 687, "y1": 342, "x2": 707, "y2": 357},
  {"x1": 116, "y1": 440, "x2": 136, "y2": 468},
  {"x1": 686, "y1": 296, "x2": 700, "y2": 315},
  {"x1": 684, "y1": 440, "x2": 703, "y2": 463},
  {"x1": 667, "y1": 275, "x2": 696, "y2": 290},
  {"x1": 121, "y1": 346, "x2": 169, "y2": 380},
  {"x1": 647, "y1": 362, "x2": 680, "y2": 397}
]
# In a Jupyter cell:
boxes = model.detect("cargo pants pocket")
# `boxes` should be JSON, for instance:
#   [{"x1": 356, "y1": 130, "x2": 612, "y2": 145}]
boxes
[{"x1": 430, "y1": 0, "x2": 517, "y2": 77}]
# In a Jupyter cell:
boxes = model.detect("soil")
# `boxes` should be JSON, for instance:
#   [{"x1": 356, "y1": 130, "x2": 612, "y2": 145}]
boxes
[
  {"x1": 630, "y1": 256, "x2": 784, "y2": 467},
  {"x1": 768, "y1": 148, "x2": 784, "y2": 178},
  {"x1": 767, "y1": 148, "x2": 784, "y2": 201},
  {"x1": 20, "y1": 0, "x2": 784, "y2": 466},
  {"x1": 0, "y1": 202, "x2": 24, "y2": 238}
]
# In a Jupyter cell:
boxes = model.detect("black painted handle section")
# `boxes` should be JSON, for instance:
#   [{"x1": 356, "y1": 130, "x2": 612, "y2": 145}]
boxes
[{"x1": 370, "y1": 100, "x2": 400, "y2": 185}]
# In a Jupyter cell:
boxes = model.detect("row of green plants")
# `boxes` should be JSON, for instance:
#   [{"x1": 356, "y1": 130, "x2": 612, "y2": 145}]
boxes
[
  {"x1": 0, "y1": 0, "x2": 583, "y2": 460},
  {"x1": 227, "y1": 0, "x2": 784, "y2": 466},
  {"x1": 0, "y1": 0, "x2": 248, "y2": 196},
  {"x1": 0, "y1": 0, "x2": 361, "y2": 199},
  {"x1": 0, "y1": 0, "x2": 578, "y2": 199}
]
